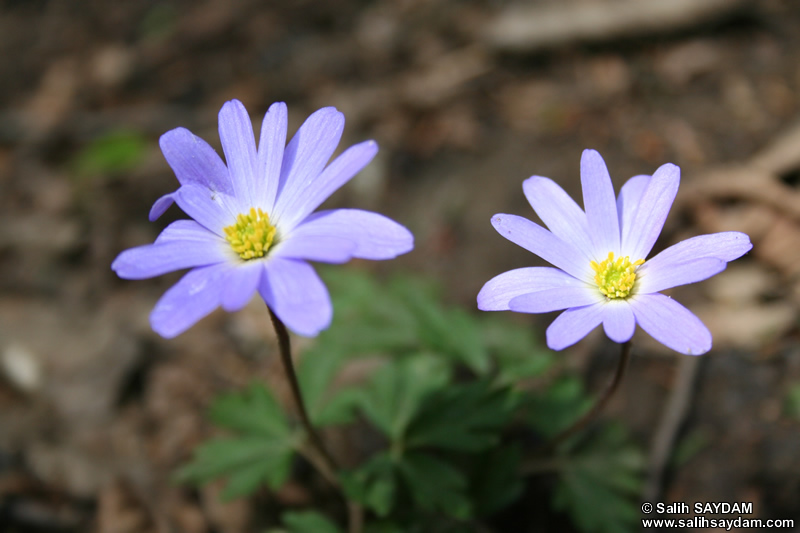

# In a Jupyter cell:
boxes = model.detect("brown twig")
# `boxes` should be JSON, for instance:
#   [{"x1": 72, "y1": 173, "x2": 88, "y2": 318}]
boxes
[
  {"x1": 644, "y1": 356, "x2": 701, "y2": 502},
  {"x1": 268, "y1": 307, "x2": 364, "y2": 533},
  {"x1": 484, "y1": 0, "x2": 749, "y2": 52}
]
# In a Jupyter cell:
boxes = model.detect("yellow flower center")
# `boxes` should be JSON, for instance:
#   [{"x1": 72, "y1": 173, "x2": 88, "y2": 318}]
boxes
[
  {"x1": 590, "y1": 252, "x2": 644, "y2": 299},
  {"x1": 223, "y1": 207, "x2": 277, "y2": 260}
]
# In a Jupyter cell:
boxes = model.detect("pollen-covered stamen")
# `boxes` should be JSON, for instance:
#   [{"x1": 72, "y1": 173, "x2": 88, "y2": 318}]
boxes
[
  {"x1": 223, "y1": 207, "x2": 277, "y2": 260},
  {"x1": 590, "y1": 252, "x2": 645, "y2": 299}
]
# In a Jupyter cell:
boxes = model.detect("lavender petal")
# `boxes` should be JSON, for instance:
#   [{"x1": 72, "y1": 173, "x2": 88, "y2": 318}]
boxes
[
  {"x1": 545, "y1": 303, "x2": 605, "y2": 351},
  {"x1": 282, "y1": 208, "x2": 413, "y2": 261},
  {"x1": 491, "y1": 214, "x2": 594, "y2": 282},
  {"x1": 620, "y1": 162, "x2": 680, "y2": 260},
  {"x1": 257, "y1": 102, "x2": 288, "y2": 211},
  {"x1": 155, "y1": 220, "x2": 223, "y2": 243},
  {"x1": 219, "y1": 100, "x2": 258, "y2": 209},
  {"x1": 272, "y1": 232, "x2": 356, "y2": 264},
  {"x1": 581, "y1": 149, "x2": 621, "y2": 258},
  {"x1": 636, "y1": 257, "x2": 726, "y2": 294},
  {"x1": 629, "y1": 293, "x2": 711, "y2": 355},
  {"x1": 275, "y1": 140, "x2": 377, "y2": 231},
  {"x1": 149, "y1": 192, "x2": 176, "y2": 221},
  {"x1": 616, "y1": 174, "x2": 649, "y2": 237},
  {"x1": 150, "y1": 263, "x2": 231, "y2": 338},
  {"x1": 523, "y1": 176, "x2": 593, "y2": 260},
  {"x1": 174, "y1": 184, "x2": 237, "y2": 236},
  {"x1": 112, "y1": 236, "x2": 229, "y2": 280},
  {"x1": 643, "y1": 231, "x2": 752, "y2": 267},
  {"x1": 159, "y1": 127, "x2": 232, "y2": 194},
  {"x1": 509, "y1": 286, "x2": 602, "y2": 313},
  {"x1": 221, "y1": 261, "x2": 263, "y2": 312},
  {"x1": 602, "y1": 300, "x2": 636, "y2": 343},
  {"x1": 259, "y1": 258, "x2": 332, "y2": 337},
  {"x1": 477, "y1": 266, "x2": 586, "y2": 311},
  {"x1": 273, "y1": 107, "x2": 345, "y2": 227}
]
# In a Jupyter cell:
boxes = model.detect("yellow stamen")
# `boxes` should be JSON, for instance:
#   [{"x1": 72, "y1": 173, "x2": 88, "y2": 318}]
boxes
[
  {"x1": 590, "y1": 252, "x2": 644, "y2": 299},
  {"x1": 223, "y1": 207, "x2": 277, "y2": 260}
]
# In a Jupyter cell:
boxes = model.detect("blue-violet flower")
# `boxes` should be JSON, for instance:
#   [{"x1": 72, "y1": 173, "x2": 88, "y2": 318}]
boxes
[
  {"x1": 113, "y1": 100, "x2": 414, "y2": 338},
  {"x1": 477, "y1": 149, "x2": 751, "y2": 355}
]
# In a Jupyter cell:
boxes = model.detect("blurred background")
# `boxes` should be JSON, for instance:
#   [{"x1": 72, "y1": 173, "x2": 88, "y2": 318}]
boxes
[{"x1": 1, "y1": 0, "x2": 799, "y2": 531}]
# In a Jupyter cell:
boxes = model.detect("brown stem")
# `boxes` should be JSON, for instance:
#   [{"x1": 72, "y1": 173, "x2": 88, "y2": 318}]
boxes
[
  {"x1": 268, "y1": 307, "x2": 364, "y2": 533},
  {"x1": 347, "y1": 502, "x2": 364, "y2": 533},
  {"x1": 543, "y1": 340, "x2": 632, "y2": 453}
]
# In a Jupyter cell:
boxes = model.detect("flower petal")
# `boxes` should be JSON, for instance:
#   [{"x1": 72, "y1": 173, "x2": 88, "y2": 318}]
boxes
[
  {"x1": 643, "y1": 231, "x2": 752, "y2": 267},
  {"x1": 491, "y1": 214, "x2": 593, "y2": 282},
  {"x1": 477, "y1": 267, "x2": 585, "y2": 311},
  {"x1": 636, "y1": 257, "x2": 726, "y2": 294},
  {"x1": 150, "y1": 263, "x2": 231, "y2": 338},
  {"x1": 581, "y1": 149, "x2": 620, "y2": 258},
  {"x1": 151, "y1": 127, "x2": 235, "y2": 222},
  {"x1": 523, "y1": 176, "x2": 593, "y2": 260},
  {"x1": 159, "y1": 127, "x2": 232, "y2": 194},
  {"x1": 509, "y1": 286, "x2": 602, "y2": 313},
  {"x1": 155, "y1": 220, "x2": 223, "y2": 243},
  {"x1": 278, "y1": 208, "x2": 413, "y2": 263},
  {"x1": 616, "y1": 174, "x2": 649, "y2": 237},
  {"x1": 272, "y1": 107, "x2": 345, "y2": 228},
  {"x1": 620, "y1": 163, "x2": 680, "y2": 260},
  {"x1": 272, "y1": 232, "x2": 356, "y2": 264},
  {"x1": 276, "y1": 140, "x2": 377, "y2": 231},
  {"x1": 546, "y1": 303, "x2": 605, "y2": 351},
  {"x1": 149, "y1": 192, "x2": 176, "y2": 221},
  {"x1": 636, "y1": 232, "x2": 752, "y2": 293},
  {"x1": 629, "y1": 293, "x2": 711, "y2": 355},
  {"x1": 112, "y1": 234, "x2": 230, "y2": 279},
  {"x1": 257, "y1": 102, "x2": 288, "y2": 211},
  {"x1": 219, "y1": 100, "x2": 258, "y2": 209},
  {"x1": 259, "y1": 258, "x2": 332, "y2": 337},
  {"x1": 174, "y1": 184, "x2": 238, "y2": 236},
  {"x1": 221, "y1": 261, "x2": 263, "y2": 312},
  {"x1": 602, "y1": 300, "x2": 635, "y2": 343}
]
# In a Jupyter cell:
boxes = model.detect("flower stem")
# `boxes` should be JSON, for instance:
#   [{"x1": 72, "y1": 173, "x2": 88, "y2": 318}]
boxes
[
  {"x1": 267, "y1": 307, "x2": 363, "y2": 533},
  {"x1": 544, "y1": 340, "x2": 632, "y2": 452}
]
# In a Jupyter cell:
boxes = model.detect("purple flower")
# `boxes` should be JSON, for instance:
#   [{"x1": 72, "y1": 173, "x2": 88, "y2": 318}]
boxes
[
  {"x1": 113, "y1": 100, "x2": 413, "y2": 338},
  {"x1": 477, "y1": 149, "x2": 751, "y2": 355}
]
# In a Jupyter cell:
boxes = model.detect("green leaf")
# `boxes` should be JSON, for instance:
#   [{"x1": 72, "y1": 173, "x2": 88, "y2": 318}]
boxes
[
  {"x1": 468, "y1": 443, "x2": 524, "y2": 516},
  {"x1": 398, "y1": 452, "x2": 471, "y2": 519},
  {"x1": 527, "y1": 376, "x2": 592, "y2": 438},
  {"x1": 345, "y1": 450, "x2": 476, "y2": 522},
  {"x1": 177, "y1": 384, "x2": 295, "y2": 499},
  {"x1": 785, "y1": 383, "x2": 800, "y2": 419},
  {"x1": 313, "y1": 387, "x2": 363, "y2": 427},
  {"x1": 296, "y1": 347, "x2": 355, "y2": 426},
  {"x1": 209, "y1": 383, "x2": 291, "y2": 439},
  {"x1": 176, "y1": 437, "x2": 293, "y2": 499},
  {"x1": 282, "y1": 510, "x2": 342, "y2": 533},
  {"x1": 441, "y1": 308, "x2": 491, "y2": 374},
  {"x1": 314, "y1": 269, "x2": 509, "y2": 374},
  {"x1": 553, "y1": 425, "x2": 644, "y2": 533},
  {"x1": 481, "y1": 316, "x2": 555, "y2": 383},
  {"x1": 314, "y1": 269, "x2": 420, "y2": 356},
  {"x1": 363, "y1": 522, "x2": 407, "y2": 533},
  {"x1": 358, "y1": 355, "x2": 450, "y2": 441},
  {"x1": 221, "y1": 453, "x2": 291, "y2": 500},
  {"x1": 393, "y1": 277, "x2": 489, "y2": 373},
  {"x1": 405, "y1": 380, "x2": 518, "y2": 452},
  {"x1": 341, "y1": 452, "x2": 397, "y2": 517},
  {"x1": 73, "y1": 130, "x2": 148, "y2": 178},
  {"x1": 670, "y1": 429, "x2": 710, "y2": 468}
]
